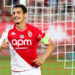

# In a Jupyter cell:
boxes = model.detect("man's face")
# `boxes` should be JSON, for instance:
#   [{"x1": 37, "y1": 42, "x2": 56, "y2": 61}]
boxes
[{"x1": 13, "y1": 7, "x2": 27, "y2": 24}]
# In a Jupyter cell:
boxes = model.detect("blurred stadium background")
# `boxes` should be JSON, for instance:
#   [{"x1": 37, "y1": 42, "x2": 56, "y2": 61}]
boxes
[{"x1": 0, "y1": 0, "x2": 75, "y2": 75}]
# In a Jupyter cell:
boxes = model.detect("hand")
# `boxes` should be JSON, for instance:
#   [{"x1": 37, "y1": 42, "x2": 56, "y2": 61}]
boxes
[
  {"x1": 1, "y1": 39, "x2": 9, "y2": 48},
  {"x1": 33, "y1": 57, "x2": 45, "y2": 66}
]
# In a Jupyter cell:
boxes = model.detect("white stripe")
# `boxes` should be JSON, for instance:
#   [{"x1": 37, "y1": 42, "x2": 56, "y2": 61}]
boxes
[{"x1": 9, "y1": 43, "x2": 33, "y2": 71}]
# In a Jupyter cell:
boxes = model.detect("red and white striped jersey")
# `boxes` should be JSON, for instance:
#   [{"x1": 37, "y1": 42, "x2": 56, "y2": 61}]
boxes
[{"x1": 0, "y1": 23, "x2": 46, "y2": 71}]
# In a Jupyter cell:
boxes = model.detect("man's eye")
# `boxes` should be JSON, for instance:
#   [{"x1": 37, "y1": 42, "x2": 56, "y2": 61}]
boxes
[
  {"x1": 13, "y1": 12, "x2": 15, "y2": 15},
  {"x1": 17, "y1": 12, "x2": 21, "y2": 14}
]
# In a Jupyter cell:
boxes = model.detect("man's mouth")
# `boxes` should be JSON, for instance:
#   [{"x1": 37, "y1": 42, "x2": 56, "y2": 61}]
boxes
[{"x1": 15, "y1": 22, "x2": 20, "y2": 24}]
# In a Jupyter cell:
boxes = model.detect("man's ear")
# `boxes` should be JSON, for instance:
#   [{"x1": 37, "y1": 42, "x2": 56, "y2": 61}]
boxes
[{"x1": 24, "y1": 13, "x2": 28, "y2": 18}]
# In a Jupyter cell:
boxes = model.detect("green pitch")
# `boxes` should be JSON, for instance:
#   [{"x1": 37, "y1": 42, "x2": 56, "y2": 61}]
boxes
[{"x1": 0, "y1": 57, "x2": 75, "y2": 75}]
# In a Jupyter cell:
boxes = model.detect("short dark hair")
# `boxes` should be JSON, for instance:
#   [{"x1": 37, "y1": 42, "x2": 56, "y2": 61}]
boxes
[{"x1": 13, "y1": 4, "x2": 27, "y2": 14}]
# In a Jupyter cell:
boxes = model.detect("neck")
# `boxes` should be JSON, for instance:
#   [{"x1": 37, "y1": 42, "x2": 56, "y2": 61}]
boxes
[{"x1": 16, "y1": 20, "x2": 26, "y2": 31}]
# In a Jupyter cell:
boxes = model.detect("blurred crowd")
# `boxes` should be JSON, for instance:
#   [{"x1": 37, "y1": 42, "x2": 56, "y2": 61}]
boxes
[
  {"x1": 0, "y1": 0, "x2": 75, "y2": 22},
  {"x1": 27, "y1": 0, "x2": 74, "y2": 23}
]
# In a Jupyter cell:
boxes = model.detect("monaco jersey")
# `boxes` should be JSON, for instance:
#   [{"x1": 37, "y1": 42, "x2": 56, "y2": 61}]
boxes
[{"x1": 0, "y1": 23, "x2": 46, "y2": 71}]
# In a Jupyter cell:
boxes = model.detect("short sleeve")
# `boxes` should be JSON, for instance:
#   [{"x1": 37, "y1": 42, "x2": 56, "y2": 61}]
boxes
[
  {"x1": 37, "y1": 29, "x2": 49, "y2": 45},
  {"x1": 0, "y1": 29, "x2": 8, "y2": 46},
  {"x1": 37, "y1": 29, "x2": 45, "y2": 41}
]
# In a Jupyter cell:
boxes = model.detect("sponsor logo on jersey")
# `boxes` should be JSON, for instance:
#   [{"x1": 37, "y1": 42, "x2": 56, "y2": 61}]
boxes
[
  {"x1": 11, "y1": 32, "x2": 16, "y2": 35},
  {"x1": 28, "y1": 31, "x2": 32, "y2": 37},
  {"x1": 38, "y1": 34, "x2": 42, "y2": 38},
  {"x1": 20, "y1": 35, "x2": 24, "y2": 38},
  {"x1": 11, "y1": 39, "x2": 32, "y2": 47}
]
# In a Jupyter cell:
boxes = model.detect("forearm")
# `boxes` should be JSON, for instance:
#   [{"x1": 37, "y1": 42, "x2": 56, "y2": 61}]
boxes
[
  {"x1": 0, "y1": 46, "x2": 2, "y2": 51},
  {"x1": 33, "y1": 40, "x2": 56, "y2": 66},
  {"x1": 41, "y1": 40, "x2": 56, "y2": 61}
]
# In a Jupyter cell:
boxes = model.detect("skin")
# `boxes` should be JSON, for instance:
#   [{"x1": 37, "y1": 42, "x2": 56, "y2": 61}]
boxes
[
  {"x1": 0, "y1": 7, "x2": 56, "y2": 66},
  {"x1": 13, "y1": 8, "x2": 27, "y2": 30}
]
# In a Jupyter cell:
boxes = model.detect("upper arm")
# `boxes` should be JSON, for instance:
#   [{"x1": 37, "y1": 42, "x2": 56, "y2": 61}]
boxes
[
  {"x1": 40, "y1": 35, "x2": 50, "y2": 45},
  {"x1": 36, "y1": 29, "x2": 50, "y2": 45},
  {"x1": 48, "y1": 39, "x2": 56, "y2": 50},
  {"x1": 37, "y1": 30, "x2": 56, "y2": 47}
]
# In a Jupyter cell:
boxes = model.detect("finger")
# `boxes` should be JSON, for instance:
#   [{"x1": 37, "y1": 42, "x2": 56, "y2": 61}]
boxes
[
  {"x1": 33, "y1": 59, "x2": 37, "y2": 62},
  {"x1": 5, "y1": 42, "x2": 9, "y2": 45},
  {"x1": 3, "y1": 39, "x2": 6, "y2": 42},
  {"x1": 6, "y1": 43, "x2": 9, "y2": 46},
  {"x1": 4, "y1": 45, "x2": 9, "y2": 48},
  {"x1": 35, "y1": 62, "x2": 41, "y2": 65},
  {"x1": 3, "y1": 43, "x2": 8, "y2": 46},
  {"x1": 7, "y1": 42, "x2": 9, "y2": 44},
  {"x1": 2, "y1": 43, "x2": 9, "y2": 48},
  {"x1": 3, "y1": 45, "x2": 8, "y2": 48},
  {"x1": 3, "y1": 39, "x2": 5, "y2": 41},
  {"x1": 6, "y1": 44, "x2": 9, "y2": 47}
]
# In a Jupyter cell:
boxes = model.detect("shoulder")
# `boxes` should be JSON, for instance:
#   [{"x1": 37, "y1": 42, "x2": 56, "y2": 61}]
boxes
[
  {"x1": 27, "y1": 23, "x2": 40, "y2": 32},
  {"x1": 5, "y1": 25, "x2": 14, "y2": 33},
  {"x1": 6, "y1": 25, "x2": 14, "y2": 31}
]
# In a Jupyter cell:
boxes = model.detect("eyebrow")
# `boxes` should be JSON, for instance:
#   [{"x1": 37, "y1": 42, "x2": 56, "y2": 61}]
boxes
[{"x1": 13, "y1": 11, "x2": 21, "y2": 14}]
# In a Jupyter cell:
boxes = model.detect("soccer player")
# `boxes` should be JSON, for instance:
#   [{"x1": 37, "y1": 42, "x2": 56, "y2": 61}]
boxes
[{"x1": 0, "y1": 4, "x2": 56, "y2": 75}]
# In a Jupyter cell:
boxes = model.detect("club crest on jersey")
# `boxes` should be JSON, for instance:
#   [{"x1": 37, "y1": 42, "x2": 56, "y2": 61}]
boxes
[
  {"x1": 28, "y1": 31, "x2": 32, "y2": 37},
  {"x1": 20, "y1": 35, "x2": 24, "y2": 38},
  {"x1": 11, "y1": 32, "x2": 16, "y2": 35},
  {"x1": 38, "y1": 34, "x2": 42, "y2": 38}
]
